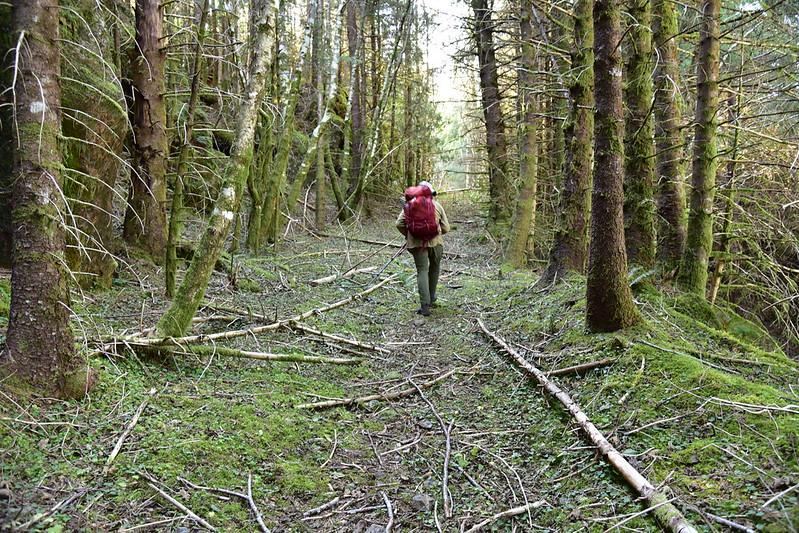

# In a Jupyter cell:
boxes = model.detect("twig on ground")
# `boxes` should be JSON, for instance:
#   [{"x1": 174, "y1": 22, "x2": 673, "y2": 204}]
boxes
[
  {"x1": 14, "y1": 489, "x2": 86, "y2": 531},
  {"x1": 463, "y1": 501, "x2": 547, "y2": 533},
  {"x1": 603, "y1": 497, "x2": 677, "y2": 532},
  {"x1": 302, "y1": 495, "x2": 341, "y2": 517},
  {"x1": 247, "y1": 474, "x2": 271, "y2": 533},
  {"x1": 177, "y1": 475, "x2": 270, "y2": 533},
  {"x1": 548, "y1": 358, "x2": 615, "y2": 376},
  {"x1": 761, "y1": 482, "x2": 799, "y2": 508},
  {"x1": 310, "y1": 266, "x2": 378, "y2": 285},
  {"x1": 147, "y1": 482, "x2": 216, "y2": 531},
  {"x1": 103, "y1": 387, "x2": 157, "y2": 474},
  {"x1": 706, "y1": 512, "x2": 756, "y2": 533},
  {"x1": 294, "y1": 367, "x2": 462, "y2": 409},
  {"x1": 381, "y1": 491, "x2": 394, "y2": 533},
  {"x1": 289, "y1": 322, "x2": 391, "y2": 354}
]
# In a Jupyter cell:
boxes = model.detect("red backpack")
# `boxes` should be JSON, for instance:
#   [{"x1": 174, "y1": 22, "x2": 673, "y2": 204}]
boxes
[{"x1": 403, "y1": 185, "x2": 439, "y2": 250}]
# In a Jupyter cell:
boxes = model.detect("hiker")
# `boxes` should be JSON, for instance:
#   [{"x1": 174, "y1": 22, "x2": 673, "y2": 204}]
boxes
[{"x1": 396, "y1": 180, "x2": 451, "y2": 316}]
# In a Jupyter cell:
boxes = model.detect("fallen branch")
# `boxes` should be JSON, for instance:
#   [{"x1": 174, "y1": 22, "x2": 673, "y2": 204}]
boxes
[
  {"x1": 132, "y1": 344, "x2": 360, "y2": 365},
  {"x1": 103, "y1": 387, "x2": 158, "y2": 474},
  {"x1": 294, "y1": 367, "x2": 461, "y2": 410},
  {"x1": 706, "y1": 512, "x2": 755, "y2": 533},
  {"x1": 148, "y1": 482, "x2": 217, "y2": 531},
  {"x1": 310, "y1": 266, "x2": 377, "y2": 286},
  {"x1": 289, "y1": 322, "x2": 390, "y2": 354},
  {"x1": 107, "y1": 275, "x2": 397, "y2": 349},
  {"x1": 178, "y1": 475, "x2": 270, "y2": 533},
  {"x1": 548, "y1": 358, "x2": 615, "y2": 376},
  {"x1": 302, "y1": 495, "x2": 340, "y2": 517},
  {"x1": 464, "y1": 501, "x2": 547, "y2": 533},
  {"x1": 381, "y1": 491, "x2": 394, "y2": 533},
  {"x1": 478, "y1": 319, "x2": 698, "y2": 533}
]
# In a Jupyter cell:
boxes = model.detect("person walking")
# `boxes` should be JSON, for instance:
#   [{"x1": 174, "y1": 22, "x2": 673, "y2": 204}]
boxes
[{"x1": 396, "y1": 181, "x2": 451, "y2": 316}]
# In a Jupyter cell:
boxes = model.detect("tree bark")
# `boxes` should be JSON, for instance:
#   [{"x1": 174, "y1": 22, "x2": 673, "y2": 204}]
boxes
[
  {"x1": 623, "y1": 0, "x2": 657, "y2": 270},
  {"x1": 677, "y1": 0, "x2": 721, "y2": 296},
  {"x1": 652, "y1": 0, "x2": 686, "y2": 273},
  {"x1": 2, "y1": 0, "x2": 91, "y2": 398},
  {"x1": 507, "y1": 0, "x2": 538, "y2": 268},
  {"x1": 542, "y1": 0, "x2": 593, "y2": 283},
  {"x1": 586, "y1": 0, "x2": 640, "y2": 332},
  {"x1": 156, "y1": 0, "x2": 278, "y2": 337},
  {"x1": 471, "y1": 0, "x2": 511, "y2": 227},
  {"x1": 123, "y1": 0, "x2": 168, "y2": 263}
]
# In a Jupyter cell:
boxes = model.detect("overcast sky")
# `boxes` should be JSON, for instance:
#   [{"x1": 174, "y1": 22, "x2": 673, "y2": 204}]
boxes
[{"x1": 418, "y1": 0, "x2": 470, "y2": 103}]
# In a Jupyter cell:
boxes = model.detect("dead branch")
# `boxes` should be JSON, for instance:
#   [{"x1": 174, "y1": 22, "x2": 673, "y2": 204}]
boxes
[
  {"x1": 103, "y1": 387, "x2": 157, "y2": 474},
  {"x1": 318, "y1": 233, "x2": 403, "y2": 248},
  {"x1": 148, "y1": 482, "x2": 217, "y2": 531},
  {"x1": 106, "y1": 275, "x2": 397, "y2": 349},
  {"x1": 310, "y1": 266, "x2": 377, "y2": 285},
  {"x1": 289, "y1": 322, "x2": 391, "y2": 354},
  {"x1": 294, "y1": 367, "x2": 462, "y2": 410},
  {"x1": 178, "y1": 475, "x2": 270, "y2": 533},
  {"x1": 706, "y1": 512, "x2": 755, "y2": 533},
  {"x1": 463, "y1": 501, "x2": 548, "y2": 533},
  {"x1": 132, "y1": 344, "x2": 360, "y2": 365},
  {"x1": 246, "y1": 474, "x2": 271, "y2": 533},
  {"x1": 381, "y1": 491, "x2": 394, "y2": 533},
  {"x1": 302, "y1": 495, "x2": 340, "y2": 517},
  {"x1": 478, "y1": 319, "x2": 699, "y2": 533},
  {"x1": 548, "y1": 358, "x2": 615, "y2": 376}
]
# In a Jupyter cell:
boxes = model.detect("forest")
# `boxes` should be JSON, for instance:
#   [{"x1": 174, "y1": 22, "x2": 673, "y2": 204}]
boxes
[{"x1": 0, "y1": 0, "x2": 798, "y2": 530}]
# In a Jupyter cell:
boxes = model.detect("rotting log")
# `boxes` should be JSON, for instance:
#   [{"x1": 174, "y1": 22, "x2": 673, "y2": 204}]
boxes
[
  {"x1": 294, "y1": 367, "x2": 462, "y2": 410},
  {"x1": 477, "y1": 319, "x2": 699, "y2": 533}
]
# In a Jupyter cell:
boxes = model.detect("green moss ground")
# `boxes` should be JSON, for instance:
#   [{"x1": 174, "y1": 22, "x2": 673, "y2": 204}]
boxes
[{"x1": 1, "y1": 196, "x2": 797, "y2": 531}]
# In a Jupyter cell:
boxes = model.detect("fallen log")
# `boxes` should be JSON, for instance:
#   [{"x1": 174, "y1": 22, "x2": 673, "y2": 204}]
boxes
[
  {"x1": 104, "y1": 274, "x2": 397, "y2": 349},
  {"x1": 294, "y1": 367, "x2": 461, "y2": 410},
  {"x1": 132, "y1": 344, "x2": 360, "y2": 365},
  {"x1": 477, "y1": 319, "x2": 698, "y2": 533}
]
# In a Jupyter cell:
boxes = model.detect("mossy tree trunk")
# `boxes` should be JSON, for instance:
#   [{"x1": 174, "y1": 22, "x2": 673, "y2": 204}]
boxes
[
  {"x1": 471, "y1": 0, "x2": 511, "y2": 228},
  {"x1": 156, "y1": 0, "x2": 277, "y2": 337},
  {"x1": 165, "y1": 0, "x2": 210, "y2": 297},
  {"x1": 652, "y1": 0, "x2": 686, "y2": 273},
  {"x1": 123, "y1": 0, "x2": 168, "y2": 263},
  {"x1": 2, "y1": 0, "x2": 92, "y2": 399},
  {"x1": 586, "y1": 0, "x2": 641, "y2": 332},
  {"x1": 623, "y1": 0, "x2": 656, "y2": 270},
  {"x1": 507, "y1": 0, "x2": 538, "y2": 269},
  {"x1": 61, "y1": 1, "x2": 127, "y2": 289},
  {"x1": 542, "y1": 0, "x2": 593, "y2": 283},
  {"x1": 313, "y1": 0, "x2": 327, "y2": 231},
  {"x1": 0, "y1": 5, "x2": 14, "y2": 264},
  {"x1": 677, "y1": 0, "x2": 720, "y2": 296},
  {"x1": 342, "y1": 0, "x2": 364, "y2": 208}
]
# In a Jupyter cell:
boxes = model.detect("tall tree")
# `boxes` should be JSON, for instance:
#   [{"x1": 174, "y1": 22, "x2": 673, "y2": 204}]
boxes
[
  {"x1": 623, "y1": 0, "x2": 656, "y2": 269},
  {"x1": 677, "y1": 0, "x2": 721, "y2": 296},
  {"x1": 1, "y1": 0, "x2": 92, "y2": 398},
  {"x1": 123, "y1": 0, "x2": 168, "y2": 263},
  {"x1": 507, "y1": 0, "x2": 538, "y2": 268},
  {"x1": 157, "y1": 0, "x2": 278, "y2": 337},
  {"x1": 652, "y1": 0, "x2": 686, "y2": 273},
  {"x1": 586, "y1": 0, "x2": 640, "y2": 331},
  {"x1": 541, "y1": 0, "x2": 594, "y2": 283},
  {"x1": 471, "y1": 0, "x2": 511, "y2": 227}
]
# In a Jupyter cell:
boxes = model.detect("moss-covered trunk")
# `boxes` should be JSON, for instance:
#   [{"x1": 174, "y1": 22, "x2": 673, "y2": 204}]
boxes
[
  {"x1": 586, "y1": 0, "x2": 641, "y2": 332},
  {"x1": 156, "y1": 0, "x2": 277, "y2": 337},
  {"x1": 2, "y1": 0, "x2": 91, "y2": 399},
  {"x1": 507, "y1": 0, "x2": 538, "y2": 269},
  {"x1": 471, "y1": 0, "x2": 511, "y2": 228},
  {"x1": 623, "y1": 0, "x2": 656, "y2": 270},
  {"x1": 677, "y1": 0, "x2": 720, "y2": 296},
  {"x1": 123, "y1": 0, "x2": 168, "y2": 263},
  {"x1": 542, "y1": 0, "x2": 593, "y2": 283},
  {"x1": 652, "y1": 0, "x2": 686, "y2": 273}
]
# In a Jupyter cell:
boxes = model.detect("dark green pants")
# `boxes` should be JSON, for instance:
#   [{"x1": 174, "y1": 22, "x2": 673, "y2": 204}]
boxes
[{"x1": 409, "y1": 245, "x2": 443, "y2": 306}]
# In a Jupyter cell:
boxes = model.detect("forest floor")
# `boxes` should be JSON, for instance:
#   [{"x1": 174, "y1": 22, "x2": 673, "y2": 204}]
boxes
[{"x1": 1, "y1": 193, "x2": 798, "y2": 533}]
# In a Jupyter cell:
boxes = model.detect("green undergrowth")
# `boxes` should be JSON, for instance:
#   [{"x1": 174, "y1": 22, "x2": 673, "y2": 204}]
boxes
[{"x1": 1, "y1": 205, "x2": 798, "y2": 531}]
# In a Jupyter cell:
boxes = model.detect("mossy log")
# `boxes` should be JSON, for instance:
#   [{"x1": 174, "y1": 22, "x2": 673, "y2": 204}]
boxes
[
  {"x1": 478, "y1": 319, "x2": 698, "y2": 533},
  {"x1": 131, "y1": 343, "x2": 360, "y2": 365}
]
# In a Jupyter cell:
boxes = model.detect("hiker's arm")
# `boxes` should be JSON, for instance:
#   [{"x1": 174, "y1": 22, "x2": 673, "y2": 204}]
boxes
[
  {"x1": 396, "y1": 211, "x2": 408, "y2": 236},
  {"x1": 438, "y1": 204, "x2": 451, "y2": 235}
]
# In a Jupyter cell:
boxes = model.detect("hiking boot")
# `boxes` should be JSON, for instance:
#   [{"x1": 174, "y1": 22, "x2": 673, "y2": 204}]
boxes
[
  {"x1": 416, "y1": 304, "x2": 431, "y2": 316},
  {"x1": 430, "y1": 297, "x2": 438, "y2": 307}
]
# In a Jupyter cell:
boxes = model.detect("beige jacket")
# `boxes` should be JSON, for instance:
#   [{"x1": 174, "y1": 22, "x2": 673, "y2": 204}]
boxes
[{"x1": 396, "y1": 200, "x2": 451, "y2": 249}]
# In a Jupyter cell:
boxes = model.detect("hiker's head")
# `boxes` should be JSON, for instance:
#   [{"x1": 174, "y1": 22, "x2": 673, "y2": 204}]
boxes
[{"x1": 419, "y1": 180, "x2": 437, "y2": 196}]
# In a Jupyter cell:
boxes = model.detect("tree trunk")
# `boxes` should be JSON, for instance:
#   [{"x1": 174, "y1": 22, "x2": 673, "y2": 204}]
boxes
[
  {"x1": 652, "y1": 0, "x2": 686, "y2": 273},
  {"x1": 677, "y1": 0, "x2": 721, "y2": 296},
  {"x1": 471, "y1": 0, "x2": 511, "y2": 227},
  {"x1": 165, "y1": 0, "x2": 210, "y2": 297},
  {"x1": 507, "y1": 0, "x2": 538, "y2": 269},
  {"x1": 542, "y1": 0, "x2": 593, "y2": 283},
  {"x1": 123, "y1": 0, "x2": 168, "y2": 263},
  {"x1": 586, "y1": 0, "x2": 640, "y2": 332},
  {"x1": 2, "y1": 0, "x2": 92, "y2": 398},
  {"x1": 156, "y1": 0, "x2": 278, "y2": 337},
  {"x1": 623, "y1": 0, "x2": 656, "y2": 270},
  {"x1": 344, "y1": 0, "x2": 364, "y2": 200}
]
